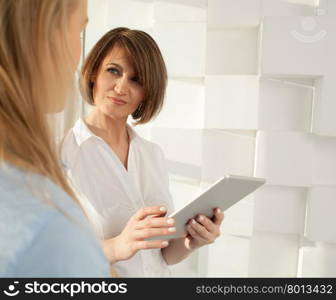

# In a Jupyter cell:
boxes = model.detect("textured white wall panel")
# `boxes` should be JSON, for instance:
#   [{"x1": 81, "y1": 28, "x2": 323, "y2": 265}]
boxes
[
  {"x1": 154, "y1": 23, "x2": 206, "y2": 77},
  {"x1": 132, "y1": 124, "x2": 152, "y2": 141},
  {"x1": 249, "y1": 231, "x2": 300, "y2": 277},
  {"x1": 221, "y1": 195, "x2": 255, "y2": 237},
  {"x1": 319, "y1": 0, "x2": 336, "y2": 16},
  {"x1": 312, "y1": 76, "x2": 336, "y2": 136},
  {"x1": 261, "y1": 17, "x2": 336, "y2": 135},
  {"x1": 262, "y1": 0, "x2": 316, "y2": 17},
  {"x1": 208, "y1": 0, "x2": 261, "y2": 28},
  {"x1": 298, "y1": 245, "x2": 336, "y2": 277},
  {"x1": 207, "y1": 0, "x2": 315, "y2": 28},
  {"x1": 253, "y1": 186, "x2": 306, "y2": 234},
  {"x1": 207, "y1": 235, "x2": 251, "y2": 277},
  {"x1": 169, "y1": 175, "x2": 202, "y2": 210},
  {"x1": 202, "y1": 130, "x2": 255, "y2": 181},
  {"x1": 154, "y1": 0, "x2": 207, "y2": 22},
  {"x1": 258, "y1": 79, "x2": 313, "y2": 131},
  {"x1": 261, "y1": 17, "x2": 334, "y2": 76},
  {"x1": 206, "y1": 28, "x2": 258, "y2": 75},
  {"x1": 305, "y1": 187, "x2": 336, "y2": 243},
  {"x1": 150, "y1": 79, "x2": 204, "y2": 129},
  {"x1": 86, "y1": 0, "x2": 110, "y2": 55},
  {"x1": 150, "y1": 128, "x2": 203, "y2": 166},
  {"x1": 106, "y1": 0, "x2": 154, "y2": 29},
  {"x1": 204, "y1": 76, "x2": 259, "y2": 130},
  {"x1": 255, "y1": 131, "x2": 312, "y2": 187},
  {"x1": 312, "y1": 136, "x2": 336, "y2": 185}
]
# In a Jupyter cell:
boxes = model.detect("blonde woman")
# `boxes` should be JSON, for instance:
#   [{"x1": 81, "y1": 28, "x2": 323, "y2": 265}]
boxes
[
  {"x1": 0, "y1": 0, "x2": 109, "y2": 277},
  {"x1": 62, "y1": 28, "x2": 224, "y2": 277}
]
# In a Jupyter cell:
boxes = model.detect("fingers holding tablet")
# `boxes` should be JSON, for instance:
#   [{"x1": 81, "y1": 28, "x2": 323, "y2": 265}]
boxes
[
  {"x1": 135, "y1": 216, "x2": 175, "y2": 230},
  {"x1": 186, "y1": 208, "x2": 224, "y2": 249},
  {"x1": 213, "y1": 207, "x2": 225, "y2": 225}
]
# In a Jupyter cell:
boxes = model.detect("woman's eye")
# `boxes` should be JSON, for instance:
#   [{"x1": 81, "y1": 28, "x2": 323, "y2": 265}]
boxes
[{"x1": 107, "y1": 67, "x2": 119, "y2": 75}]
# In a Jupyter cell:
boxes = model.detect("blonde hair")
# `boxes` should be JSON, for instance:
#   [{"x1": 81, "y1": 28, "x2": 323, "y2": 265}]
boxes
[
  {"x1": 0, "y1": 0, "x2": 79, "y2": 201},
  {"x1": 80, "y1": 27, "x2": 167, "y2": 125}
]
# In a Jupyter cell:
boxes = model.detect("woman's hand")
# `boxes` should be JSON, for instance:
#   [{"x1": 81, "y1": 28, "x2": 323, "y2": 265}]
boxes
[
  {"x1": 184, "y1": 208, "x2": 224, "y2": 251},
  {"x1": 103, "y1": 206, "x2": 176, "y2": 264}
]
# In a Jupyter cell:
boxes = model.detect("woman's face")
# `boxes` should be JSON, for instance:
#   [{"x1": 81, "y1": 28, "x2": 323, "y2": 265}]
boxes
[{"x1": 92, "y1": 46, "x2": 145, "y2": 121}]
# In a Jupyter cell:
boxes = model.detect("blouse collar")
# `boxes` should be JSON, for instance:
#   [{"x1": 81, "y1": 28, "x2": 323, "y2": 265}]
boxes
[{"x1": 72, "y1": 118, "x2": 137, "y2": 146}]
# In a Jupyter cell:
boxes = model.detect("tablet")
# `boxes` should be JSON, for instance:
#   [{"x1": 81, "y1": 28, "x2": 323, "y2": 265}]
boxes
[{"x1": 147, "y1": 174, "x2": 266, "y2": 241}]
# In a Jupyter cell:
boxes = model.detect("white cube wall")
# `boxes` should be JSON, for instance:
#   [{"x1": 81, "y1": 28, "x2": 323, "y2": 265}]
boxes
[
  {"x1": 132, "y1": 124, "x2": 152, "y2": 141},
  {"x1": 254, "y1": 131, "x2": 312, "y2": 187},
  {"x1": 154, "y1": 23, "x2": 206, "y2": 77},
  {"x1": 166, "y1": 160, "x2": 202, "y2": 180},
  {"x1": 207, "y1": 0, "x2": 316, "y2": 28},
  {"x1": 169, "y1": 174, "x2": 202, "y2": 210},
  {"x1": 298, "y1": 245, "x2": 336, "y2": 277},
  {"x1": 312, "y1": 136, "x2": 336, "y2": 185},
  {"x1": 262, "y1": 0, "x2": 316, "y2": 17},
  {"x1": 106, "y1": 0, "x2": 153, "y2": 29},
  {"x1": 151, "y1": 78, "x2": 204, "y2": 129},
  {"x1": 204, "y1": 76, "x2": 259, "y2": 129},
  {"x1": 312, "y1": 76, "x2": 336, "y2": 136},
  {"x1": 154, "y1": 0, "x2": 207, "y2": 22},
  {"x1": 305, "y1": 187, "x2": 336, "y2": 243},
  {"x1": 202, "y1": 130, "x2": 255, "y2": 181},
  {"x1": 221, "y1": 195, "x2": 255, "y2": 237},
  {"x1": 325, "y1": 0, "x2": 336, "y2": 16},
  {"x1": 207, "y1": 235, "x2": 251, "y2": 277},
  {"x1": 206, "y1": 28, "x2": 258, "y2": 75},
  {"x1": 261, "y1": 17, "x2": 334, "y2": 76},
  {"x1": 150, "y1": 128, "x2": 203, "y2": 166},
  {"x1": 208, "y1": 0, "x2": 261, "y2": 28},
  {"x1": 86, "y1": 0, "x2": 110, "y2": 55},
  {"x1": 86, "y1": 0, "x2": 154, "y2": 54},
  {"x1": 258, "y1": 79, "x2": 313, "y2": 131},
  {"x1": 249, "y1": 231, "x2": 300, "y2": 277},
  {"x1": 261, "y1": 17, "x2": 336, "y2": 135},
  {"x1": 253, "y1": 186, "x2": 307, "y2": 234}
]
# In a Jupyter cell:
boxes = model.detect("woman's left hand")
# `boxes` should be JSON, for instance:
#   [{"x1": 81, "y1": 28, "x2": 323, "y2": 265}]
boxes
[{"x1": 184, "y1": 208, "x2": 224, "y2": 250}]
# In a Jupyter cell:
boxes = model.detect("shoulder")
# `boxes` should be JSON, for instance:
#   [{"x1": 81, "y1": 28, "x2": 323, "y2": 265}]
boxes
[
  {"x1": 0, "y1": 164, "x2": 108, "y2": 277},
  {"x1": 61, "y1": 126, "x2": 80, "y2": 170},
  {"x1": 14, "y1": 209, "x2": 109, "y2": 277},
  {"x1": 133, "y1": 133, "x2": 170, "y2": 177},
  {"x1": 132, "y1": 130, "x2": 166, "y2": 160}
]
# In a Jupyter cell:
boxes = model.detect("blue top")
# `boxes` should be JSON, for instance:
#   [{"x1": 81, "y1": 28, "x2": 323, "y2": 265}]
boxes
[{"x1": 0, "y1": 163, "x2": 109, "y2": 277}]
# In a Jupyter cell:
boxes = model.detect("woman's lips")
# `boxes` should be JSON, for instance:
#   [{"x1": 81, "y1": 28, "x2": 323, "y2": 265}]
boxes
[{"x1": 107, "y1": 96, "x2": 127, "y2": 105}]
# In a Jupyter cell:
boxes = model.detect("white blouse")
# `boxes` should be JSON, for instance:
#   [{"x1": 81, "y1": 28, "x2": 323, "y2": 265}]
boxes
[{"x1": 61, "y1": 118, "x2": 174, "y2": 277}]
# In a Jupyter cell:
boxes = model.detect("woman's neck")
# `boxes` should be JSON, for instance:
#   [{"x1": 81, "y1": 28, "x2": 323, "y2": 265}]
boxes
[{"x1": 85, "y1": 109, "x2": 129, "y2": 145}]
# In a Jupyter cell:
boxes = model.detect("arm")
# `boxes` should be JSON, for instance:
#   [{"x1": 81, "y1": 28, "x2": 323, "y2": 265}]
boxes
[
  {"x1": 161, "y1": 237, "x2": 195, "y2": 265},
  {"x1": 161, "y1": 208, "x2": 225, "y2": 265}
]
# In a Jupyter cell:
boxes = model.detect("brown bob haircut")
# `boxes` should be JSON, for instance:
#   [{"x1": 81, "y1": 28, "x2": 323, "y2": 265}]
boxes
[{"x1": 80, "y1": 27, "x2": 167, "y2": 125}]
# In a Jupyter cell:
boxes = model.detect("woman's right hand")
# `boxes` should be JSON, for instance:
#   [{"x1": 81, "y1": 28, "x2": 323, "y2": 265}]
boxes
[{"x1": 102, "y1": 206, "x2": 176, "y2": 264}]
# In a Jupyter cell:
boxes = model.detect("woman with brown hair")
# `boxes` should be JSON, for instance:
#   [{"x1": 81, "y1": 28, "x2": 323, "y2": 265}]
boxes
[
  {"x1": 0, "y1": 0, "x2": 109, "y2": 276},
  {"x1": 62, "y1": 27, "x2": 224, "y2": 277}
]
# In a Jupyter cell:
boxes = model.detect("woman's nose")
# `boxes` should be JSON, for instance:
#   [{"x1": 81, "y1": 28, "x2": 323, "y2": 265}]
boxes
[{"x1": 114, "y1": 77, "x2": 127, "y2": 95}]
